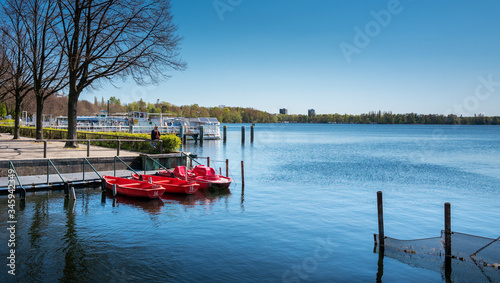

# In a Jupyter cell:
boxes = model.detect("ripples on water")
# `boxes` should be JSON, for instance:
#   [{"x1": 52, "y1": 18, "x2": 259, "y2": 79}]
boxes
[{"x1": 1, "y1": 124, "x2": 499, "y2": 282}]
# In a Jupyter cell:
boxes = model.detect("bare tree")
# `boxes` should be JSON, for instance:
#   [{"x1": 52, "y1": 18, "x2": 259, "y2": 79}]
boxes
[
  {"x1": 57, "y1": 0, "x2": 186, "y2": 147},
  {"x1": 23, "y1": 0, "x2": 68, "y2": 139},
  {"x1": 0, "y1": 0, "x2": 33, "y2": 139}
]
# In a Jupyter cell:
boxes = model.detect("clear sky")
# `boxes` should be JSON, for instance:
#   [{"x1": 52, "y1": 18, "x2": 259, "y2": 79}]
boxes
[{"x1": 82, "y1": 0, "x2": 500, "y2": 116}]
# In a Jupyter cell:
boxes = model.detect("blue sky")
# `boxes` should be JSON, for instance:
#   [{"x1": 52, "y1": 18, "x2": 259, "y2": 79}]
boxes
[{"x1": 83, "y1": 0, "x2": 500, "y2": 115}]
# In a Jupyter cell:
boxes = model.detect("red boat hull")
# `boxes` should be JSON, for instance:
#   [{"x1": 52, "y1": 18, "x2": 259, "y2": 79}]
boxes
[
  {"x1": 160, "y1": 165, "x2": 232, "y2": 189},
  {"x1": 103, "y1": 176, "x2": 165, "y2": 199},
  {"x1": 131, "y1": 174, "x2": 199, "y2": 194}
]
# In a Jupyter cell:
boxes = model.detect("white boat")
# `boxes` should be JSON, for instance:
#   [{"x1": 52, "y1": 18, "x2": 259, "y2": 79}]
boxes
[{"x1": 28, "y1": 111, "x2": 221, "y2": 140}]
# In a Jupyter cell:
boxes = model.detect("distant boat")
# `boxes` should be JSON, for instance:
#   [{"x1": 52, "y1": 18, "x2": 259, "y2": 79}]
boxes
[
  {"x1": 103, "y1": 175, "x2": 165, "y2": 199},
  {"x1": 159, "y1": 165, "x2": 232, "y2": 189},
  {"x1": 131, "y1": 173, "x2": 199, "y2": 195}
]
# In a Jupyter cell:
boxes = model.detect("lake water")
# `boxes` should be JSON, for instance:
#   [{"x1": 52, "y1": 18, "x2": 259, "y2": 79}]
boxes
[{"x1": 1, "y1": 124, "x2": 500, "y2": 282}]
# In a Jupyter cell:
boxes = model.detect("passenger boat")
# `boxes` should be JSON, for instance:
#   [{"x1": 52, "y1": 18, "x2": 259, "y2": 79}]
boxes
[
  {"x1": 159, "y1": 165, "x2": 232, "y2": 189},
  {"x1": 103, "y1": 175, "x2": 165, "y2": 199},
  {"x1": 31, "y1": 111, "x2": 221, "y2": 139},
  {"x1": 131, "y1": 174, "x2": 199, "y2": 195}
]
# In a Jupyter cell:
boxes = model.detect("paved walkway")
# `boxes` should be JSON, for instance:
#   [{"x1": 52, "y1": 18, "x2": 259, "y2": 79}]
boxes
[{"x1": 0, "y1": 133, "x2": 140, "y2": 160}]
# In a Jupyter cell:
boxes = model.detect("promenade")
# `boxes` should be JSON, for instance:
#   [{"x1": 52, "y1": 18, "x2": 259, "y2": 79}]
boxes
[{"x1": 0, "y1": 133, "x2": 139, "y2": 160}]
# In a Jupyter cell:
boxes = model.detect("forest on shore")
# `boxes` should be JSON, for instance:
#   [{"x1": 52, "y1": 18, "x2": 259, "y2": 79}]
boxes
[{"x1": 1, "y1": 95, "x2": 499, "y2": 125}]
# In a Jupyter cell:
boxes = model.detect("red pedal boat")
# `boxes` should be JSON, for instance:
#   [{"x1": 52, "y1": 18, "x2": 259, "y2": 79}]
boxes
[
  {"x1": 159, "y1": 165, "x2": 232, "y2": 189},
  {"x1": 103, "y1": 176, "x2": 165, "y2": 199},
  {"x1": 131, "y1": 174, "x2": 199, "y2": 195}
]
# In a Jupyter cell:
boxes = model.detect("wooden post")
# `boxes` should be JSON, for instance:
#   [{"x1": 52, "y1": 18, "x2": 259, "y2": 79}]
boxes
[
  {"x1": 117, "y1": 140, "x2": 121, "y2": 156},
  {"x1": 112, "y1": 184, "x2": 117, "y2": 197},
  {"x1": 223, "y1": 125, "x2": 227, "y2": 143},
  {"x1": 226, "y1": 159, "x2": 229, "y2": 177},
  {"x1": 377, "y1": 191, "x2": 385, "y2": 246},
  {"x1": 43, "y1": 140, "x2": 47, "y2": 158},
  {"x1": 87, "y1": 140, "x2": 90, "y2": 157},
  {"x1": 101, "y1": 178, "x2": 107, "y2": 192},
  {"x1": 183, "y1": 134, "x2": 187, "y2": 144},
  {"x1": 207, "y1": 157, "x2": 210, "y2": 167},
  {"x1": 241, "y1": 160, "x2": 245, "y2": 188},
  {"x1": 250, "y1": 126, "x2": 254, "y2": 143},
  {"x1": 444, "y1": 202, "x2": 451, "y2": 257},
  {"x1": 200, "y1": 126, "x2": 204, "y2": 146},
  {"x1": 241, "y1": 126, "x2": 245, "y2": 144},
  {"x1": 64, "y1": 182, "x2": 69, "y2": 198},
  {"x1": 19, "y1": 188, "x2": 26, "y2": 201}
]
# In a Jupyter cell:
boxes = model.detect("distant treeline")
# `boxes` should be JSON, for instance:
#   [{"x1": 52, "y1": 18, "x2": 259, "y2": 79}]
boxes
[
  {"x1": 95, "y1": 99, "x2": 500, "y2": 125},
  {"x1": 277, "y1": 111, "x2": 500, "y2": 125},
  {"x1": 4, "y1": 96, "x2": 497, "y2": 125},
  {"x1": 125, "y1": 101, "x2": 499, "y2": 125}
]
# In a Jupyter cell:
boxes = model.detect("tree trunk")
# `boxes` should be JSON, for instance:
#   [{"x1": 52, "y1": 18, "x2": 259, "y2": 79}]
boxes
[
  {"x1": 64, "y1": 90, "x2": 78, "y2": 148},
  {"x1": 13, "y1": 94, "x2": 21, "y2": 139},
  {"x1": 36, "y1": 96, "x2": 44, "y2": 140}
]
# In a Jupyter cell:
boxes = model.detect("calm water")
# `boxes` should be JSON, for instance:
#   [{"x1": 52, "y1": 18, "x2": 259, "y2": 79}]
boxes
[{"x1": 1, "y1": 124, "x2": 500, "y2": 282}]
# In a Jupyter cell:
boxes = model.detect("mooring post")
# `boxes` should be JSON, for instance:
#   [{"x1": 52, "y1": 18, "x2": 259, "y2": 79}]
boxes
[
  {"x1": 71, "y1": 186, "x2": 76, "y2": 200},
  {"x1": 377, "y1": 191, "x2": 385, "y2": 247},
  {"x1": 250, "y1": 126, "x2": 254, "y2": 143},
  {"x1": 226, "y1": 159, "x2": 229, "y2": 177},
  {"x1": 101, "y1": 178, "x2": 106, "y2": 192},
  {"x1": 223, "y1": 125, "x2": 227, "y2": 143},
  {"x1": 241, "y1": 160, "x2": 245, "y2": 188},
  {"x1": 444, "y1": 202, "x2": 451, "y2": 257},
  {"x1": 200, "y1": 126, "x2": 204, "y2": 146},
  {"x1": 87, "y1": 140, "x2": 90, "y2": 157},
  {"x1": 20, "y1": 189, "x2": 26, "y2": 201},
  {"x1": 117, "y1": 140, "x2": 121, "y2": 156},
  {"x1": 241, "y1": 126, "x2": 245, "y2": 144},
  {"x1": 112, "y1": 184, "x2": 117, "y2": 197},
  {"x1": 64, "y1": 182, "x2": 69, "y2": 198},
  {"x1": 207, "y1": 157, "x2": 210, "y2": 168},
  {"x1": 183, "y1": 134, "x2": 187, "y2": 144},
  {"x1": 43, "y1": 140, "x2": 47, "y2": 158}
]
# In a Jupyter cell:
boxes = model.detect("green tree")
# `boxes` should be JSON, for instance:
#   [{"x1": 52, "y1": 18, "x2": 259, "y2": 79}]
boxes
[
  {"x1": 0, "y1": 103, "x2": 7, "y2": 117},
  {"x1": 109, "y1": 96, "x2": 121, "y2": 106}
]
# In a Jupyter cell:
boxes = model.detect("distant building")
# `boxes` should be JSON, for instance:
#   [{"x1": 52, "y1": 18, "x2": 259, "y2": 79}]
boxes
[
  {"x1": 308, "y1": 109, "x2": 316, "y2": 117},
  {"x1": 279, "y1": 108, "x2": 288, "y2": 115}
]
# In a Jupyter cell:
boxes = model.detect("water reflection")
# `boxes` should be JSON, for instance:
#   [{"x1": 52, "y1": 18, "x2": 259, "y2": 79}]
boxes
[
  {"x1": 374, "y1": 244, "x2": 500, "y2": 282},
  {"x1": 161, "y1": 187, "x2": 231, "y2": 206},
  {"x1": 62, "y1": 198, "x2": 89, "y2": 282},
  {"x1": 105, "y1": 191, "x2": 165, "y2": 215}
]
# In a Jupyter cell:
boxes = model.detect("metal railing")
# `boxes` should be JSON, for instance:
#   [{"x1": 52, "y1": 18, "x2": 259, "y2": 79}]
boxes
[
  {"x1": 83, "y1": 158, "x2": 103, "y2": 181},
  {"x1": 47, "y1": 159, "x2": 66, "y2": 185},
  {"x1": 143, "y1": 154, "x2": 169, "y2": 174},
  {"x1": 114, "y1": 156, "x2": 139, "y2": 177},
  {"x1": 9, "y1": 161, "x2": 26, "y2": 200}
]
